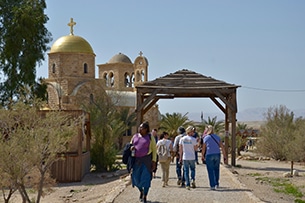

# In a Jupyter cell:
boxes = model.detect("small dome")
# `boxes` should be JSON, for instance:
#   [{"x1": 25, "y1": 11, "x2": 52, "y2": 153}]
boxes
[
  {"x1": 108, "y1": 53, "x2": 132, "y2": 64},
  {"x1": 50, "y1": 35, "x2": 94, "y2": 54}
]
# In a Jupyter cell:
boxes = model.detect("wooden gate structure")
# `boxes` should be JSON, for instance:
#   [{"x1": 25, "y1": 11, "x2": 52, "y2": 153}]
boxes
[
  {"x1": 40, "y1": 110, "x2": 91, "y2": 182},
  {"x1": 135, "y1": 69, "x2": 241, "y2": 166}
]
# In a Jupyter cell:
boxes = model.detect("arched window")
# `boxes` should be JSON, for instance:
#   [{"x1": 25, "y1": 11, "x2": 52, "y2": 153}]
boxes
[
  {"x1": 141, "y1": 70, "x2": 145, "y2": 81},
  {"x1": 52, "y1": 64, "x2": 56, "y2": 73},
  {"x1": 130, "y1": 73, "x2": 135, "y2": 87},
  {"x1": 84, "y1": 63, "x2": 88, "y2": 73},
  {"x1": 103, "y1": 73, "x2": 108, "y2": 86},
  {"x1": 124, "y1": 72, "x2": 130, "y2": 87},
  {"x1": 109, "y1": 72, "x2": 114, "y2": 87}
]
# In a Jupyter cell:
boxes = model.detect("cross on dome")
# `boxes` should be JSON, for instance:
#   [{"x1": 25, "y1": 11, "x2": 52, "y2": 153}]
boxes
[{"x1": 68, "y1": 18, "x2": 76, "y2": 35}]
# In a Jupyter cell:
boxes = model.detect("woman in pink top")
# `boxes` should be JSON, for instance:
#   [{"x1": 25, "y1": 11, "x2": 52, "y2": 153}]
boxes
[{"x1": 131, "y1": 122, "x2": 157, "y2": 203}]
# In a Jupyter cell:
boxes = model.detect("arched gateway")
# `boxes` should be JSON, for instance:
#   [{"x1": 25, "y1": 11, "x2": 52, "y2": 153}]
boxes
[{"x1": 135, "y1": 69, "x2": 241, "y2": 166}]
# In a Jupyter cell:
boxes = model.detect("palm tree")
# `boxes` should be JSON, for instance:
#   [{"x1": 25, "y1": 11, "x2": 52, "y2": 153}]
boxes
[
  {"x1": 236, "y1": 122, "x2": 249, "y2": 155},
  {"x1": 159, "y1": 112, "x2": 193, "y2": 138},
  {"x1": 197, "y1": 116, "x2": 224, "y2": 134},
  {"x1": 118, "y1": 107, "x2": 137, "y2": 148}
]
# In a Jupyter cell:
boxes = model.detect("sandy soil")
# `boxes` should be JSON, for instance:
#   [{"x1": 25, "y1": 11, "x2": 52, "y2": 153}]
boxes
[
  {"x1": 3, "y1": 170, "x2": 129, "y2": 203},
  {"x1": 232, "y1": 151, "x2": 305, "y2": 203}
]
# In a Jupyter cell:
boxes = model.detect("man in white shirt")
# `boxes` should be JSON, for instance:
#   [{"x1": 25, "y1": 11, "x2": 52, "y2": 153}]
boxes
[{"x1": 179, "y1": 126, "x2": 198, "y2": 190}]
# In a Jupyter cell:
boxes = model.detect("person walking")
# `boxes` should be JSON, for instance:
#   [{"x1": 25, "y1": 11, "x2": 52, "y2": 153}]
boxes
[
  {"x1": 130, "y1": 122, "x2": 157, "y2": 203},
  {"x1": 201, "y1": 125, "x2": 227, "y2": 190},
  {"x1": 179, "y1": 126, "x2": 198, "y2": 190},
  {"x1": 156, "y1": 131, "x2": 173, "y2": 187},
  {"x1": 173, "y1": 126, "x2": 186, "y2": 187},
  {"x1": 192, "y1": 127, "x2": 200, "y2": 164}
]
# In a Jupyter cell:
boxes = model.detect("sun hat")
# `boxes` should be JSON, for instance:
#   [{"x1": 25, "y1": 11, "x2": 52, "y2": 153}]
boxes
[
  {"x1": 186, "y1": 126, "x2": 194, "y2": 134},
  {"x1": 206, "y1": 125, "x2": 214, "y2": 135}
]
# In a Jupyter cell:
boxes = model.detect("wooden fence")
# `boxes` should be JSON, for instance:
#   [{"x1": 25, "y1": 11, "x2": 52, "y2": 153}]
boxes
[{"x1": 51, "y1": 151, "x2": 90, "y2": 182}]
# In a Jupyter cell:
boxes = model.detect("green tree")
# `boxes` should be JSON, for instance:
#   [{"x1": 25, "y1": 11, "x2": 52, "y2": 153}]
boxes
[
  {"x1": 0, "y1": 98, "x2": 77, "y2": 203},
  {"x1": 258, "y1": 105, "x2": 305, "y2": 175},
  {"x1": 258, "y1": 105, "x2": 294, "y2": 160},
  {"x1": 78, "y1": 85, "x2": 128, "y2": 172},
  {"x1": 0, "y1": 0, "x2": 51, "y2": 107},
  {"x1": 118, "y1": 107, "x2": 136, "y2": 148},
  {"x1": 159, "y1": 112, "x2": 193, "y2": 138},
  {"x1": 198, "y1": 116, "x2": 224, "y2": 134}
]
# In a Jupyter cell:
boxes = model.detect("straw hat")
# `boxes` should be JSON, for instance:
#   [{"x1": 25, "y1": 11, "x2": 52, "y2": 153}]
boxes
[
  {"x1": 186, "y1": 126, "x2": 194, "y2": 134},
  {"x1": 206, "y1": 125, "x2": 214, "y2": 135}
]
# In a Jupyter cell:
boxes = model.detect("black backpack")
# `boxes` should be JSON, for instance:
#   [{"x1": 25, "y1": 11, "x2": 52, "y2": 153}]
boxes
[
  {"x1": 122, "y1": 142, "x2": 132, "y2": 164},
  {"x1": 122, "y1": 142, "x2": 134, "y2": 173}
]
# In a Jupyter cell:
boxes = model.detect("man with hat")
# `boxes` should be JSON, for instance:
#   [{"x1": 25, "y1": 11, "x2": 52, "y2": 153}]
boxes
[{"x1": 179, "y1": 126, "x2": 198, "y2": 190}]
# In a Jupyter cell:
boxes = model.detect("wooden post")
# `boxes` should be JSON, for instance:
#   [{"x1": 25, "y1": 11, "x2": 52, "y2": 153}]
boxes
[
  {"x1": 136, "y1": 91, "x2": 144, "y2": 128},
  {"x1": 224, "y1": 108, "x2": 229, "y2": 165}
]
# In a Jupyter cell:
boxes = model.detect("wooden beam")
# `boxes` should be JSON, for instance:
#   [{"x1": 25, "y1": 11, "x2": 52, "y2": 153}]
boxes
[
  {"x1": 143, "y1": 97, "x2": 159, "y2": 114},
  {"x1": 213, "y1": 90, "x2": 237, "y2": 113},
  {"x1": 210, "y1": 97, "x2": 225, "y2": 114},
  {"x1": 136, "y1": 90, "x2": 158, "y2": 113}
]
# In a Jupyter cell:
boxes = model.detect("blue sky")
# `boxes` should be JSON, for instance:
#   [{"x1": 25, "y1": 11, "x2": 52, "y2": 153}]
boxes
[{"x1": 37, "y1": 0, "x2": 305, "y2": 119}]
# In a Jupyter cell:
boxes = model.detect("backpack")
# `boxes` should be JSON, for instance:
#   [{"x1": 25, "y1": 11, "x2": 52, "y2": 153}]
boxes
[
  {"x1": 122, "y1": 142, "x2": 134, "y2": 173},
  {"x1": 122, "y1": 142, "x2": 132, "y2": 165},
  {"x1": 157, "y1": 141, "x2": 169, "y2": 162}
]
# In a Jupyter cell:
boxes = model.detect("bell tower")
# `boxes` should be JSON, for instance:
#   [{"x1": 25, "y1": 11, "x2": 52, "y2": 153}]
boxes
[{"x1": 134, "y1": 51, "x2": 149, "y2": 86}]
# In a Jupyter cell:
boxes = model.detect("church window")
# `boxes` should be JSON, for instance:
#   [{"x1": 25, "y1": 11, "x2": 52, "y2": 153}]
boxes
[
  {"x1": 52, "y1": 64, "x2": 56, "y2": 73},
  {"x1": 141, "y1": 70, "x2": 145, "y2": 81},
  {"x1": 103, "y1": 73, "x2": 108, "y2": 86},
  {"x1": 124, "y1": 72, "x2": 130, "y2": 87},
  {"x1": 130, "y1": 73, "x2": 135, "y2": 87},
  {"x1": 109, "y1": 72, "x2": 115, "y2": 87},
  {"x1": 84, "y1": 63, "x2": 88, "y2": 73}
]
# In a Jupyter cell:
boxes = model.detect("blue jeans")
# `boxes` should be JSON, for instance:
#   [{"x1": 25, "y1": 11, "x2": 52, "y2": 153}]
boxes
[
  {"x1": 195, "y1": 150, "x2": 198, "y2": 163},
  {"x1": 183, "y1": 159, "x2": 196, "y2": 187},
  {"x1": 205, "y1": 153, "x2": 220, "y2": 188},
  {"x1": 175, "y1": 157, "x2": 185, "y2": 183}
]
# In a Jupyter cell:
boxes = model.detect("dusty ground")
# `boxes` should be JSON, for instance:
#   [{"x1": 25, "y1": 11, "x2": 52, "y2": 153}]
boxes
[
  {"x1": 3, "y1": 151, "x2": 305, "y2": 203},
  {"x1": 4, "y1": 170, "x2": 129, "y2": 203},
  {"x1": 232, "y1": 151, "x2": 305, "y2": 203}
]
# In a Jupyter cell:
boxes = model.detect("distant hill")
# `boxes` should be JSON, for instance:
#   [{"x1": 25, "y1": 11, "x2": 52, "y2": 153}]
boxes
[{"x1": 187, "y1": 108, "x2": 305, "y2": 122}]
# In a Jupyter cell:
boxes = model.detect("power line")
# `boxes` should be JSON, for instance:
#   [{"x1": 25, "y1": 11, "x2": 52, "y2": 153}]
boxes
[{"x1": 242, "y1": 86, "x2": 305, "y2": 92}]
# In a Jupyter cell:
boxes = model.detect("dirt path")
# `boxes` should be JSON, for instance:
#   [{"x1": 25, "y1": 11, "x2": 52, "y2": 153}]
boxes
[{"x1": 3, "y1": 152, "x2": 305, "y2": 203}]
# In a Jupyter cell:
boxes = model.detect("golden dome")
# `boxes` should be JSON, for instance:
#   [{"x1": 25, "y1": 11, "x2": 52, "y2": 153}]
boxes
[{"x1": 50, "y1": 35, "x2": 94, "y2": 54}]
